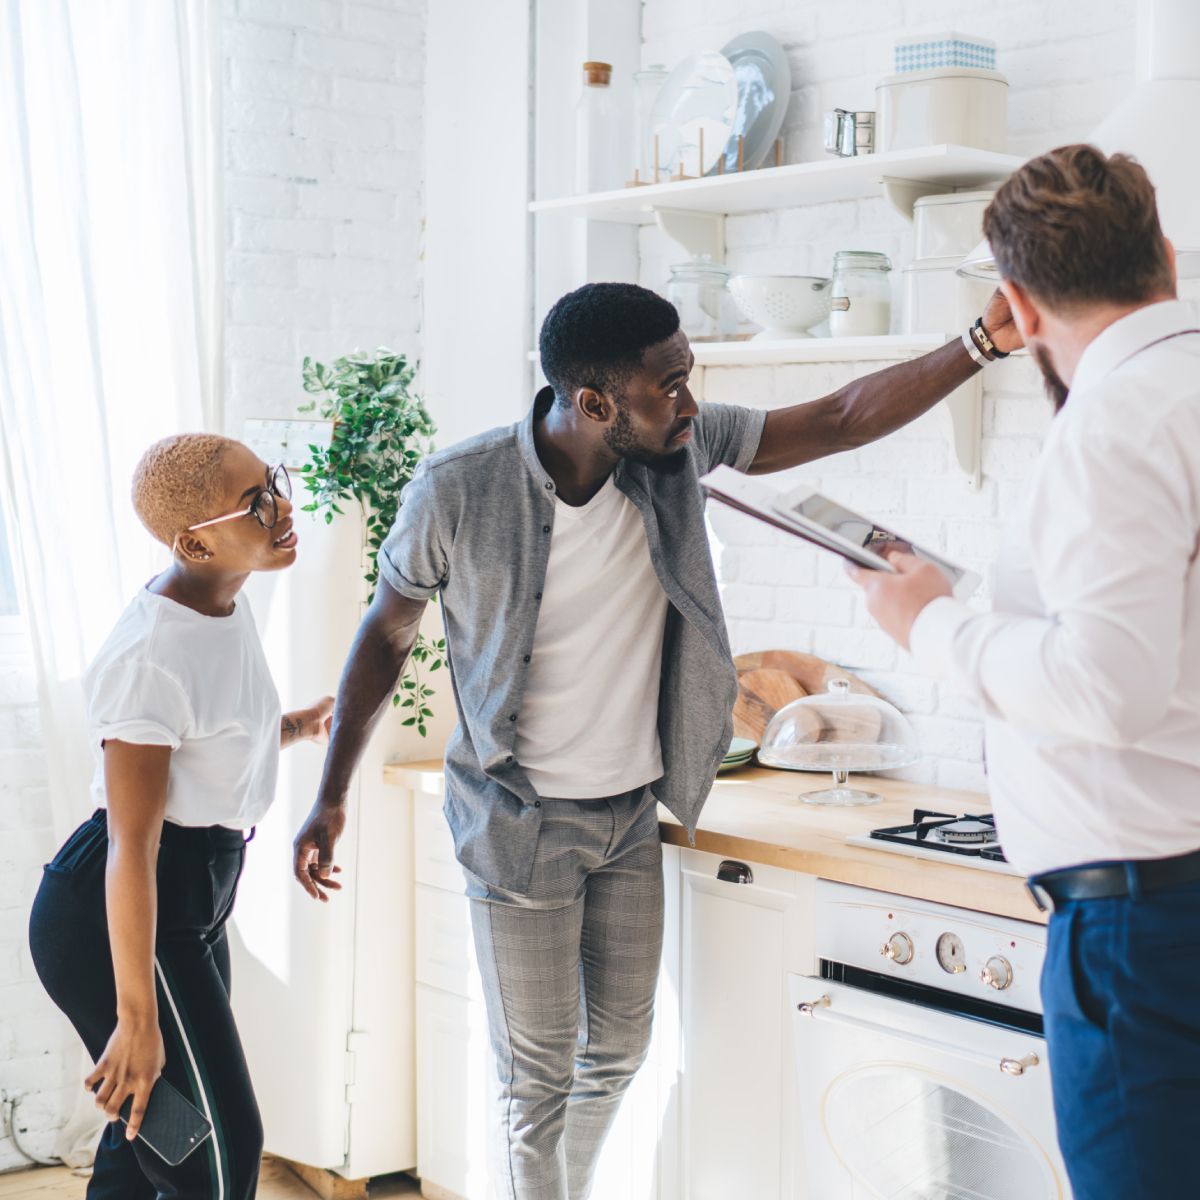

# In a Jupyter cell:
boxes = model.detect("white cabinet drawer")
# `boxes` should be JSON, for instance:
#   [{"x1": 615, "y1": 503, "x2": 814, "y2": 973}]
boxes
[
  {"x1": 414, "y1": 789, "x2": 464, "y2": 892},
  {"x1": 416, "y1": 881, "x2": 484, "y2": 1000}
]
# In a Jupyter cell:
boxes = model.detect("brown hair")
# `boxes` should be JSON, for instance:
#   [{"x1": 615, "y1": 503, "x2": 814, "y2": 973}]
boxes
[
  {"x1": 983, "y1": 144, "x2": 1173, "y2": 309},
  {"x1": 132, "y1": 433, "x2": 238, "y2": 548}
]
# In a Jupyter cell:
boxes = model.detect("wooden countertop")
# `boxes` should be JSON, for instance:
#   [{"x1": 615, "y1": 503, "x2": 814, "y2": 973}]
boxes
[{"x1": 383, "y1": 759, "x2": 1044, "y2": 924}]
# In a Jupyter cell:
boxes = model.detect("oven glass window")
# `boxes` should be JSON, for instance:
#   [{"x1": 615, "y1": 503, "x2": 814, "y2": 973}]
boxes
[{"x1": 824, "y1": 1066, "x2": 1057, "y2": 1198}]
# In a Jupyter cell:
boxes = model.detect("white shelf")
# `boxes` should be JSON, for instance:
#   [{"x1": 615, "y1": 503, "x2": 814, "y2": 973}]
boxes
[
  {"x1": 527, "y1": 334, "x2": 947, "y2": 369},
  {"x1": 690, "y1": 334, "x2": 947, "y2": 365},
  {"x1": 529, "y1": 145, "x2": 1024, "y2": 224}
]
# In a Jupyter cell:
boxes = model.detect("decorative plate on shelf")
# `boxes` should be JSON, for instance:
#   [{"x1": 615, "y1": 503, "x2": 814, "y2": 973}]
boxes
[
  {"x1": 708, "y1": 31, "x2": 792, "y2": 175},
  {"x1": 651, "y1": 52, "x2": 738, "y2": 179}
]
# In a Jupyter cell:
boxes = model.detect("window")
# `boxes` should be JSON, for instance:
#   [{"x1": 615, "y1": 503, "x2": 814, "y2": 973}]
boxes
[{"x1": 0, "y1": 507, "x2": 18, "y2": 616}]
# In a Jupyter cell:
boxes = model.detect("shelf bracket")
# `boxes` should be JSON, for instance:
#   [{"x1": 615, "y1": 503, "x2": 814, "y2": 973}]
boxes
[
  {"x1": 944, "y1": 374, "x2": 983, "y2": 490},
  {"x1": 654, "y1": 208, "x2": 726, "y2": 263},
  {"x1": 880, "y1": 176, "x2": 953, "y2": 221}
]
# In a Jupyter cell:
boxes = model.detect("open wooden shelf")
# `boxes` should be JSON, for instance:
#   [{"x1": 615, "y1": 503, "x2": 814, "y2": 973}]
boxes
[{"x1": 530, "y1": 145, "x2": 1024, "y2": 223}]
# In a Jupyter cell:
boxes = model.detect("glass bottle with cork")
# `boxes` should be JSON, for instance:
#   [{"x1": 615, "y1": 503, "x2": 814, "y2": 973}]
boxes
[{"x1": 575, "y1": 60, "x2": 620, "y2": 194}]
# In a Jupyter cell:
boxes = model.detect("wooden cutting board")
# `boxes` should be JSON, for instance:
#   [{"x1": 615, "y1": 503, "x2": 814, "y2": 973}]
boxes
[{"x1": 732, "y1": 651, "x2": 882, "y2": 744}]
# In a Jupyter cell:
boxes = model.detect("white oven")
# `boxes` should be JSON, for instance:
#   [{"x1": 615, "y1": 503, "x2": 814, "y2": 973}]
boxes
[{"x1": 789, "y1": 882, "x2": 1072, "y2": 1199}]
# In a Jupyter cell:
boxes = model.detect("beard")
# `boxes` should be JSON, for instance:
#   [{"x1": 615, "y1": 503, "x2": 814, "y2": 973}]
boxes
[
  {"x1": 1033, "y1": 344, "x2": 1070, "y2": 413},
  {"x1": 603, "y1": 399, "x2": 691, "y2": 474}
]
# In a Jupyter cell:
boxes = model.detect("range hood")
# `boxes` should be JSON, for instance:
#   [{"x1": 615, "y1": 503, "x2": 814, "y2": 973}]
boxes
[{"x1": 959, "y1": 0, "x2": 1200, "y2": 280}]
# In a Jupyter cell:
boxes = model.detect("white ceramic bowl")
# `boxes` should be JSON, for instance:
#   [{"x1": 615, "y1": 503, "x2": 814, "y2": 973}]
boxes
[{"x1": 728, "y1": 275, "x2": 833, "y2": 340}]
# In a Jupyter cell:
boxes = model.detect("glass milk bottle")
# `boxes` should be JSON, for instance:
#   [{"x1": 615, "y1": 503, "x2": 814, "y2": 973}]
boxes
[
  {"x1": 829, "y1": 251, "x2": 893, "y2": 336},
  {"x1": 575, "y1": 61, "x2": 620, "y2": 194}
]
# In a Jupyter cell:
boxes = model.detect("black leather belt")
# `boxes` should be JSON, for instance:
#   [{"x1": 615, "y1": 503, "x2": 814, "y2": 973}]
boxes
[{"x1": 1027, "y1": 846, "x2": 1200, "y2": 912}]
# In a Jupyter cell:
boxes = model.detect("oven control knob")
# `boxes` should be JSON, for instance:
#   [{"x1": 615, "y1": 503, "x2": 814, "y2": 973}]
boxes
[
  {"x1": 981, "y1": 956, "x2": 1014, "y2": 991},
  {"x1": 880, "y1": 932, "x2": 914, "y2": 965}
]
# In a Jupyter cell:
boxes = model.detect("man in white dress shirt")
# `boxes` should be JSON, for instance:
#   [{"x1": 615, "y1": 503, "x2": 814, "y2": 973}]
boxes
[{"x1": 851, "y1": 144, "x2": 1200, "y2": 1199}]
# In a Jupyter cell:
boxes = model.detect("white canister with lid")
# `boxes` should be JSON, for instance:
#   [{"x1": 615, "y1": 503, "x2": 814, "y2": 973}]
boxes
[
  {"x1": 913, "y1": 189, "x2": 995, "y2": 260},
  {"x1": 830, "y1": 251, "x2": 892, "y2": 337},
  {"x1": 902, "y1": 259, "x2": 996, "y2": 335},
  {"x1": 875, "y1": 67, "x2": 1008, "y2": 153}
]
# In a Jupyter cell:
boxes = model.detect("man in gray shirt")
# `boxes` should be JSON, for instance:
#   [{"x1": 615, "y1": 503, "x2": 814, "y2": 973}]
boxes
[{"x1": 293, "y1": 282, "x2": 1019, "y2": 1199}]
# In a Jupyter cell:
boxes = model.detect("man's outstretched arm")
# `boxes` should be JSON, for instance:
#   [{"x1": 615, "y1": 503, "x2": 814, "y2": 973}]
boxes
[
  {"x1": 748, "y1": 291, "x2": 1021, "y2": 474},
  {"x1": 292, "y1": 578, "x2": 428, "y2": 900}
]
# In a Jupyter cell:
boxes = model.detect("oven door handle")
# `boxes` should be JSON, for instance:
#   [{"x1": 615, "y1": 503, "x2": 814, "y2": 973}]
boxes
[{"x1": 796, "y1": 995, "x2": 1041, "y2": 1076}]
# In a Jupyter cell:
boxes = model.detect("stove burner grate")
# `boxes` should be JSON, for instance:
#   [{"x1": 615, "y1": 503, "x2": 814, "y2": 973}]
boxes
[{"x1": 867, "y1": 809, "x2": 1009, "y2": 862}]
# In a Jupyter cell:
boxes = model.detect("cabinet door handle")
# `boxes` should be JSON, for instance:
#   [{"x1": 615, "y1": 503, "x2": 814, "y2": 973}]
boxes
[{"x1": 716, "y1": 860, "x2": 753, "y2": 884}]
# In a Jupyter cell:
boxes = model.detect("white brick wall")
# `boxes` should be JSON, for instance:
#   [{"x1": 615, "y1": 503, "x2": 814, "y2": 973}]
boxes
[
  {"x1": 223, "y1": 0, "x2": 426, "y2": 437},
  {"x1": 640, "y1": 0, "x2": 1142, "y2": 792},
  {"x1": 0, "y1": 628, "x2": 74, "y2": 1169}
]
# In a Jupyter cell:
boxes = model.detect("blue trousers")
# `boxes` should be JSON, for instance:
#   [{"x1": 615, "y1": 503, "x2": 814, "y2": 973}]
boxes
[{"x1": 1042, "y1": 879, "x2": 1200, "y2": 1200}]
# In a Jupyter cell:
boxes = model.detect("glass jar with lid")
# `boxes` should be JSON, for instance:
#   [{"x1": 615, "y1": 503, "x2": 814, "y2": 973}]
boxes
[
  {"x1": 829, "y1": 251, "x2": 892, "y2": 337},
  {"x1": 666, "y1": 256, "x2": 736, "y2": 342}
]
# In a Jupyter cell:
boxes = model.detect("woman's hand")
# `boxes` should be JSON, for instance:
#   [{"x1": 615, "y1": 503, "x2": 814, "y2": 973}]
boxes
[
  {"x1": 85, "y1": 1018, "x2": 166, "y2": 1140},
  {"x1": 281, "y1": 696, "x2": 335, "y2": 747},
  {"x1": 846, "y1": 551, "x2": 952, "y2": 650}
]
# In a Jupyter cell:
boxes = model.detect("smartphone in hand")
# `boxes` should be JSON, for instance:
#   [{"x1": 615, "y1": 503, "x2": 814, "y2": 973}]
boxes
[{"x1": 106, "y1": 1077, "x2": 213, "y2": 1166}]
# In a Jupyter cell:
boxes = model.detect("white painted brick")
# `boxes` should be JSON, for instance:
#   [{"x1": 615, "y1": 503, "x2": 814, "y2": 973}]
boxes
[
  {"x1": 237, "y1": 0, "x2": 340, "y2": 30},
  {"x1": 719, "y1": 582, "x2": 775, "y2": 622},
  {"x1": 225, "y1": 96, "x2": 292, "y2": 136},
  {"x1": 773, "y1": 586, "x2": 855, "y2": 627},
  {"x1": 297, "y1": 33, "x2": 397, "y2": 80},
  {"x1": 908, "y1": 715, "x2": 985, "y2": 762},
  {"x1": 330, "y1": 146, "x2": 408, "y2": 189},
  {"x1": 334, "y1": 77, "x2": 421, "y2": 119},
  {"x1": 293, "y1": 105, "x2": 395, "y2": 150},
  {"x1": 701, "y1": 366, "x2": 773, "y2": 405},
  {"x1": 297, "y1": 182, "x2": 396, "y2": 222},
  {"x1": 228, "y1": 59, "x2": 332, "y2": 107},
  {"x1": 906, "y1": 477, "x2": 997, "y2": 519},
  {"x1": 987, "y1": 396, "x2": 1053, "y2": 438},
  {"x1": 812, "y1": 626, "x2": 899, "y2": 672},
  {"x1": 344, "y1": 4, "x2": 423, "y2": 48},
  {"x1": 335, "y1": 220, "x2": 419, "y2": 261},
  {"x1": 227, "y1": 130, "x2": 331, "y2": 180},
  {"x1": 232, "y1": 214, "x2": 334, "y2": 255},
  {"x1": 935, "y1": 759, "x2": 989, "y2": 795},
  {"x1": 856, "y1": 670, "x2": 939, "y2": 715},
  {"x1": 229, "y1": 283, "x2": 332, "y2": 329},
  {"x1": 980, "y1": 437, "x2": 1044, "y2": 480},
  {"x1": 226, "y1": 250, "x2": 300, "y2": 288},
  {"x1": 739, "y1": 546, "x2": 816, "y2": 588},
  {"x1": 224, "y1": 20, "x2": 295, "y2": 62}
]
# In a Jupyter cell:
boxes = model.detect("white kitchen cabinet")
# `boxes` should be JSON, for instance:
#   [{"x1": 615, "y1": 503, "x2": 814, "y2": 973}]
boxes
[
  {"x1": 675, "y1": 847, "x2": 816, "y2": 1200},
  {"x1": 411, "y1": 789, "x2": 678, "y2": 1200}
]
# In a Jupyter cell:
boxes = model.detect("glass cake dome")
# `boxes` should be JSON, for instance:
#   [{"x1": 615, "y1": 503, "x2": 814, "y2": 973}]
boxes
[{"x1": 757, "y1": 678, "x2": 920, "y2": 806}]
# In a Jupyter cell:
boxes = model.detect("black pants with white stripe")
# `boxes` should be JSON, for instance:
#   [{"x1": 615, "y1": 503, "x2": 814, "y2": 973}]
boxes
[{"x1": 29, "y1": 810, "x2": 262, "y2": 1200}]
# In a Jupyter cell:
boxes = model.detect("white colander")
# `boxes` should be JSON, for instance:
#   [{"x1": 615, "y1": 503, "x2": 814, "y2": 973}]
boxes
[{"x1": 728, "y1": 275, "x2": 833, "y2": 340}]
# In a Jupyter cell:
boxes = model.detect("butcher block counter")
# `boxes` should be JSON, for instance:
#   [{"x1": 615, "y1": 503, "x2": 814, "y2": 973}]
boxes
[{"x1": 383, "y1": 759, "x2": 1044, "y2": 924}]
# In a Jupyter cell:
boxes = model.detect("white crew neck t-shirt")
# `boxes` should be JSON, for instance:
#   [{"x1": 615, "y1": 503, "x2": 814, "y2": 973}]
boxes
[
  {"x1": 84, "y1": 587, "x2": 282, "y2": 829},
  {"x1": 514, "y1": 475, "x2": 670, "y2": 799}
]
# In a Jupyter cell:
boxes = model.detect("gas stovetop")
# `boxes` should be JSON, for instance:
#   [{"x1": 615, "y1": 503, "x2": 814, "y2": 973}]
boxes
[{"x1": 846, "y1": 809, "x2": 1024, "y2": 876}]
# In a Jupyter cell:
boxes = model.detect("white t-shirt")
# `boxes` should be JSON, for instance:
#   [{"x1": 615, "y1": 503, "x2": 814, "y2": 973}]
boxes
[
  {"x1": 514, "y1": 475, "x2": 669, "y2": 798},
  {"x1": 84, "y1": 587, "x2": 282, "y2": 829}
]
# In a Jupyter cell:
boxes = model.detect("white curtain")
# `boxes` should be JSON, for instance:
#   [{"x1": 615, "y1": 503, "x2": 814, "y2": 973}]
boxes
[{"x1": 0, "y1": 0, "x2": 222, "y2": 1164}]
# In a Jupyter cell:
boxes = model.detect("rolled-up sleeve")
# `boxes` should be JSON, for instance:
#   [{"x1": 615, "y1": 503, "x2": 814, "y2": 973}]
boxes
[
  {"x1": 87, "y1": 660, "x2": 193, "y2": 750},
  {"x1": 694, "y1": 402, "x2": 767, "y2": 473},
  {"x1": 378, "y1": 460, "x2": 448, "y2": 600}
]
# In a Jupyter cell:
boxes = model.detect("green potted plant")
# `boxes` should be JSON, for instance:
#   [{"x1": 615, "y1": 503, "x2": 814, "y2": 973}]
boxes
[{"x1": 297, "y1": 348, "x2": 445, "y2": 736}]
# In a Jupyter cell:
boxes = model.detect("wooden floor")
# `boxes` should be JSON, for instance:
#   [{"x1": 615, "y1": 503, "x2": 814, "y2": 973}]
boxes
[{"x1": 0, "y1": 1157, "x2": 420, "y2": 1198}]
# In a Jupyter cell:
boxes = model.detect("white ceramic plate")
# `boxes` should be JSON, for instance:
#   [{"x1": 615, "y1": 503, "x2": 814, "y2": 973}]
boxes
[
  {"x1": 709, "y1": 31, "x2": 792, "y2": 175},
  {"x1": 651, "y1": 52, "x2": 738, "y2": 179}
]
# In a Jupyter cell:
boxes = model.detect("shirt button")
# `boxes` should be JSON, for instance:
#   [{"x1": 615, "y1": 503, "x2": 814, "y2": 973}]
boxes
[
  {"x1": 506, "y1": 755, "x2": 513, "y2": 763},
  {"x1": 523, "y1": 655, "x2": 531, "y2": 664},
  {"x1": 509, "y1": 713, "x2": 517, "y2": 722},
  {"x1": 534, "y1": 800, "x2": 542, "y2": 808},
  {"x1": 545, "y1": 482, "x2": 554, "y2": 490},
  {"x1": 542, "y1": 524, "x2": 551, "y2": 533},
  {"x1": 535, "y1": 591, "x2": 543, "y2": 600}
]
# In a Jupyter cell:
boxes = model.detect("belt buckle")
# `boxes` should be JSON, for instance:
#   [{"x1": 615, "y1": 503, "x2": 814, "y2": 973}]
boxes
[{"x1": 1025, "y1": 879, "x2": 1052, "y2": 913}]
